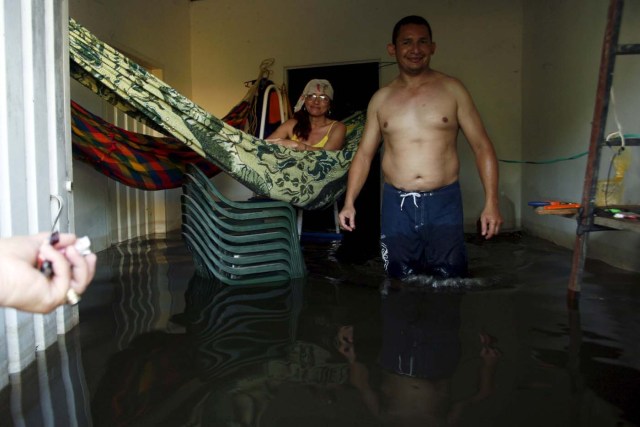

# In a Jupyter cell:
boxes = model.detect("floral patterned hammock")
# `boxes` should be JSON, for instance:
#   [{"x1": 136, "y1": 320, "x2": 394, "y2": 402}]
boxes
[{"x1": 68, "y1": 19, "x2": 365, "y2": 210}]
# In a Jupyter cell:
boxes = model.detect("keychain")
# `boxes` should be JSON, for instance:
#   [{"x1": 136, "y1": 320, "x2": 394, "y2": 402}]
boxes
[{"x1": 36, "y1": 196, "x2": 92, "y2": 305}]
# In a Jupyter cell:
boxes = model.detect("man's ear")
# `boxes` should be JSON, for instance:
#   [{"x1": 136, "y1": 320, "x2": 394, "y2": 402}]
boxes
[
  {"x1": 430, "y1": 42, "x2": 437, "y2": 55},
  {"x1": 386, "y1": 43, "x2": 396, "y2": 57}
]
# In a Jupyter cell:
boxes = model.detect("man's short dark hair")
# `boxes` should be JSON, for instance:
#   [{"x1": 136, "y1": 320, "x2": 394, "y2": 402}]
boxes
[{"x1": 392, "y1": 15, "x2": 433, "y2": 44}]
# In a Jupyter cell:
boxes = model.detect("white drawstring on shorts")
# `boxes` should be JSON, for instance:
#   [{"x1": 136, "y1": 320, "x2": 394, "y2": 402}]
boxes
[{"x1": 399, "y1": 192, "x2": 421, "y2": 210}]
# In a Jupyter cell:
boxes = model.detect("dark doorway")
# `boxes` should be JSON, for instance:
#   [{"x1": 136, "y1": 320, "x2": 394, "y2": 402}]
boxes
[
  {"x1": 286, "y1": 62, "x2": 381, "y2": 263},
  {"x1": 285, "y1": 61, "x2": 379, "y2": 120}
]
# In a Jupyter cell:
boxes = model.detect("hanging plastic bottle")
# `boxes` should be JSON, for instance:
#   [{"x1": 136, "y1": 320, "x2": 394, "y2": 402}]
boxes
[{"x1": 613, "y1": 147, "x2": 631, "y2": 182}]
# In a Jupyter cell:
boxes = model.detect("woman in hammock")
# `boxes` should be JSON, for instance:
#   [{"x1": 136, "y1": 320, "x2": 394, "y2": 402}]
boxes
[{"x1": 265, "y1": 79, "x2": 346, "y2": 151}]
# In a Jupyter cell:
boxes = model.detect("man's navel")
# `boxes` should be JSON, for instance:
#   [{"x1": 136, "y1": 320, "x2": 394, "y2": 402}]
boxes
[
  {"x1": 383, "y1": 121, "x2": 388, "y2": 128},
  {"x1": 442, "y1": 117, "x2": 448, "y2": 123}
]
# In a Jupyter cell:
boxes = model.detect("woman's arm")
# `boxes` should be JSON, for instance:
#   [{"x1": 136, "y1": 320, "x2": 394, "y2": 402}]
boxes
[
  {"x1": 265, "y1": 119, "x2": 309, "y2": 151},
  {"x1": 265, "y1": 119, "x2": 296, "y2": 141}
]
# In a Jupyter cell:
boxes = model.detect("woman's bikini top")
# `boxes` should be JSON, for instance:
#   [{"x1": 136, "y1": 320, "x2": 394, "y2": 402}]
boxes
[{"x1": 291, "y1": 121, "x2": 337, "y2": 148}]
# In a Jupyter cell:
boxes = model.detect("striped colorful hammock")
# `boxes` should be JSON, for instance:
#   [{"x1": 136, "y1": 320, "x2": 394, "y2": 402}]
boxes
[
  {"x1": 69, "y1": 19, "x2": 366, "y2": 210},
  {"x1": 72, "y1": 100, "x2": 220, "y2": 190}
]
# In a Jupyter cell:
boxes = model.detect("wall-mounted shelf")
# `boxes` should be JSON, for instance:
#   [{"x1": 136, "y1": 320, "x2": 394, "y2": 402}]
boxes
[
  {"x1": 592, "y1": 205, "x2": 640, "y2": 232},
  {"x1": 537, "y1": 204, "x2": 640, "y2": 234},
  {"x1": 593, "y1": 215, "x2": 640, "y2": 232}
]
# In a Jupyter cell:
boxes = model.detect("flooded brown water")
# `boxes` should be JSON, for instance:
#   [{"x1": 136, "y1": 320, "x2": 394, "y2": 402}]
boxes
[{"x1": 2, "y1": 231, "x2": 639, "y2": 426}]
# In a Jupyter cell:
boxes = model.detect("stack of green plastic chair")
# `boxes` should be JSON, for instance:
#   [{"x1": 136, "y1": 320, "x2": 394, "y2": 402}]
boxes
[{"x1": 182, "y1": 166, "x2": 307, "y2": 285}]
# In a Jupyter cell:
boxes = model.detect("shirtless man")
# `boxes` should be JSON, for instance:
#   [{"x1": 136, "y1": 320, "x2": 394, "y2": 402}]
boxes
[{"x1": 338, "y1": 15, "x2": 502, "y2": 279}]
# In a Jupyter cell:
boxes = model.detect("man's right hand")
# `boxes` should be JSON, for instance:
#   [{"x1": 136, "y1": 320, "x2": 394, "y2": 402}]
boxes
[{"x1": 339, "y1": 205, "x2": 356, "y2": 232}]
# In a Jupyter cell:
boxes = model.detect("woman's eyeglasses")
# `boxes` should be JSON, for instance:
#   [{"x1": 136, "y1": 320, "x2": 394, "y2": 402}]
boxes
[{"x1": 305, "y1": 94, "x2": 330, "y2": 103}]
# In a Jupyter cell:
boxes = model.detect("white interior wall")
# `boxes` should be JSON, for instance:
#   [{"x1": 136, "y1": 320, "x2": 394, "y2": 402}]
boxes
[
  {"x1": 522, "y1": 0, "x2": 640, "y2": 272},
  {"x1": 189, "y1": 0, "x2": 524, "y2": 231}
]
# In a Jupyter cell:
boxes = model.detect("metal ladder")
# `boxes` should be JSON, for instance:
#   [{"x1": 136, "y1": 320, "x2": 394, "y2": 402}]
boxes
[{"x1": 568, "y1": 0, "x2": 640, "y2": 301}]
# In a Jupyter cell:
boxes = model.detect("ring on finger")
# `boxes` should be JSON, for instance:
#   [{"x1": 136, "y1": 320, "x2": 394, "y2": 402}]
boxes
[{"x1": 66, "y1": 289, "x2": 81, "y2": 305}]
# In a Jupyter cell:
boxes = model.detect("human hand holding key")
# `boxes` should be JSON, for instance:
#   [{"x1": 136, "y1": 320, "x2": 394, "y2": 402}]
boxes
[{"x1": 0, "y1": 232, "x2": 97, "y2": 313}]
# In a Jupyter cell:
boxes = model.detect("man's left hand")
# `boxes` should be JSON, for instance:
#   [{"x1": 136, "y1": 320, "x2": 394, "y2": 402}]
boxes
[{"x1": 480, "y1": 205, "x2": 503, "y2": 239}]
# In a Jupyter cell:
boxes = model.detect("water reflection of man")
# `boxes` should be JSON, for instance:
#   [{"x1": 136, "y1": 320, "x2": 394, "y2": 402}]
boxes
[{"x1": 337, "y1": 290, "x2": 501, "y2": 426}]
